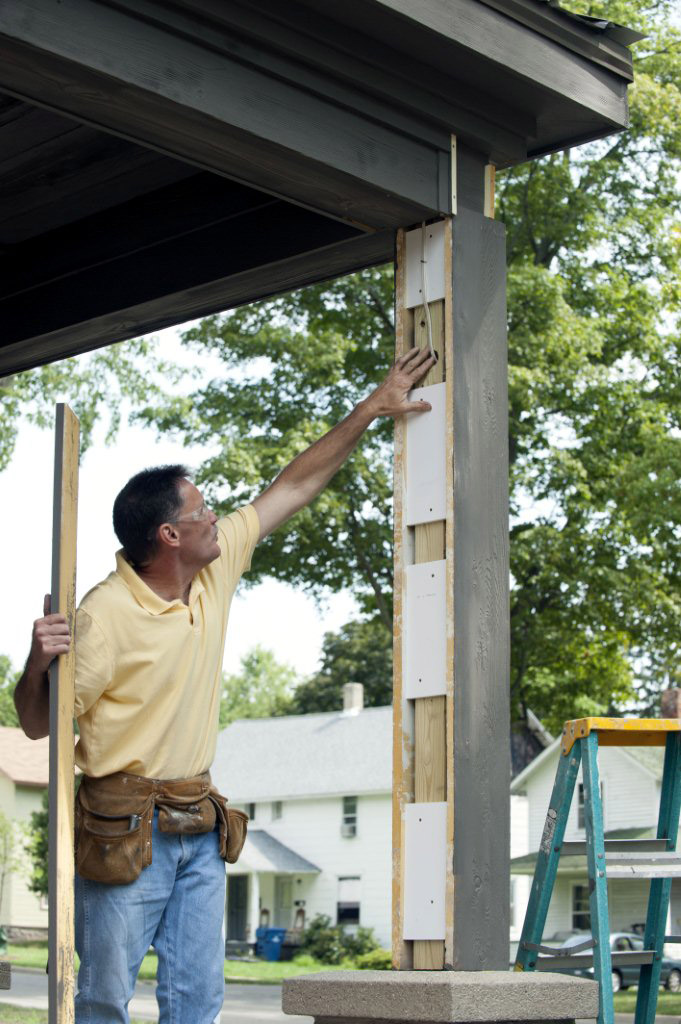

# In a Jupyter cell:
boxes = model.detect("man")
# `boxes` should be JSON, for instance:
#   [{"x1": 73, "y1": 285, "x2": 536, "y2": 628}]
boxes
[{"x1": 14, "y1": 345, "x2": 434, "y2": 1024}]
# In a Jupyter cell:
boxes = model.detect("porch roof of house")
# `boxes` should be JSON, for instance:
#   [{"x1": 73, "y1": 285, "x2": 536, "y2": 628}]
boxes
[
  {"x1": 511, "y1": 826, "x2": 658, "y2": 876},
  {"x1": 0, "y1": 726, "x2": 49, "y2": 788},
  {"x1": 213, "y1": 706, "x2": 392, "y2": 802},
  {"x1": 234, "y1": 829, "x2": 320, "y2": 876}
]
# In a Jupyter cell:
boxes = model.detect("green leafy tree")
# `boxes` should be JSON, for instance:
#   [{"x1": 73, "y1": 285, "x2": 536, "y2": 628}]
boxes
[
  {"x1": 137, "y1": 0, "x2": 681, "y2": 731},
  {"x1": 219, "y1": 645, "x2": 296, "y2": 727},
  {"x1": 0, "y1": 656, "x2": 19, "y2": 728},
  {"x1": 0, "y1": 336, "x2": 182, "y2": 471},
  {"x1": 290, "y1": 618, "x2": 392, "y2": 714},
  {"x1": 25, "y1": 791, "x2": 48, "y2": 899}
]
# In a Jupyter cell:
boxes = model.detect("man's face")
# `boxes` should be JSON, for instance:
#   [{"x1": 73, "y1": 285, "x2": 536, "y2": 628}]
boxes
[{"x1": 172, "y1": 480, "x2": 220, "y2": 569}]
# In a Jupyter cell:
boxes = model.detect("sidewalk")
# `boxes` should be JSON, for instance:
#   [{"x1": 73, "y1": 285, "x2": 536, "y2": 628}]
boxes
[
  {"x1": 0, "y1": 967, "x2": 311, "y2": 1023},
  {"x1": 2, "y1": 968, "x2": 678, "y2": 1023}
]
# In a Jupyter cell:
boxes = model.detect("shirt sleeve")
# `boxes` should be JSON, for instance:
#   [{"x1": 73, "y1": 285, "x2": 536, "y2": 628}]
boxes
[
  {"x1": 216, "y1": 504, "x2": 260, "y2": 590},
  {"x1": 74, "y1": 607, "x2": 113, "y2": 717}
]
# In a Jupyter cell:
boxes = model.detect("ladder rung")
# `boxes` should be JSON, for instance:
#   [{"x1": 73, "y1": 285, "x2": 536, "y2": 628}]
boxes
[
  {"x1": 535, "y1": 950, "x2": 655, "y2": 971},
  {"x1": 560, "y1": 839, "x2": 669, "y2": 855},
  {"x1": 607, "y1": 865, "x2": 681, "y2": 878}
]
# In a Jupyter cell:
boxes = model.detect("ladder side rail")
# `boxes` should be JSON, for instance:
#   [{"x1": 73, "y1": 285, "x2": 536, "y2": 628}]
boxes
[
  {"x1": 514, "y1": 744, "x2": 581, "y2": 971},
  {"x1": 582, "y1": 732, "x2": 614, "y2": 1024},
  {"x1": 635, "y1": 732, "x2": 681, "y2": 1024}
]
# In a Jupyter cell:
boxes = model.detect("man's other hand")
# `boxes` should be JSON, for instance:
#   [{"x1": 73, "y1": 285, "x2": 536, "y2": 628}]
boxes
[
  {"x1": 364, "y1": 346, "x2": 437, "y2": 418},
  {"x1": 29, "y1": 594, "x2": 71, "y2": 673}
]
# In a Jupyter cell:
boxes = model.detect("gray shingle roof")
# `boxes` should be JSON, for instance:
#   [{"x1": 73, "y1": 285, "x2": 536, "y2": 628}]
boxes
[
  {"x1": 238, "y1": 830, "x2": 320, "y2": 874},
  {"x1": 212, "y1": 707, "x2": 392, "y2": 802}
]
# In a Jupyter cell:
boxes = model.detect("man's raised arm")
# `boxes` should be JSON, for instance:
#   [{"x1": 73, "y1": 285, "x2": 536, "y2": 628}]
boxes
[
  {"x1": 14, "y1": 594, "x2": 70, "y2": 739},
  {"x1": 252, "y1": 346, "x2": 436, "y2": 540}
]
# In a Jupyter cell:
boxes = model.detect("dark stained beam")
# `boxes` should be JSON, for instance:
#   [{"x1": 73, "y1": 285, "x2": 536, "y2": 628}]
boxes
[{"x1": 0, "y1": 0, "x2": 451, "y2": 229}]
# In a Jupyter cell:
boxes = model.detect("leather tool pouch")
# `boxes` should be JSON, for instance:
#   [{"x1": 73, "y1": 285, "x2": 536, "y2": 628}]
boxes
[
  {"x1": 75, "y1": 772, "x2": 249, "y2": 884},
  {"x1": 157, "y1": 798, "x2": 216, "y2": 835},
  {"x1": 75, "y1": 777, "x2": 152, "y2": 886},
  {"x1": 209, "y1": 793, "x2": 249, "y2": 864}
]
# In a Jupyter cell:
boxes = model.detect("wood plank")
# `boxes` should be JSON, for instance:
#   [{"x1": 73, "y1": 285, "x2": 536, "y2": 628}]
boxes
[
  {"x1": 48, "y1": 404, "x2": 79, "y2": 1024},
  {"x1": 443, "y1": 217, "x2": 456, "y2": 968},
  {"x1": 369, "y1": 0, "x2": 631, "y2": 124},
  {"x1": 391, "y1": 228, "x2": 414, "y2": 971},
  {"x1": 0, "y1": 0, "x2": 447, "y2": 230},
  {"x1": 413, "y1": 294, "x2": 446, "y2": 971},
  {"x1": 415, "y1": 697, "x2": 446, "y2": 802},
  {"x1": 484, "y1": 165, "x2": 496, "y2": 219}
]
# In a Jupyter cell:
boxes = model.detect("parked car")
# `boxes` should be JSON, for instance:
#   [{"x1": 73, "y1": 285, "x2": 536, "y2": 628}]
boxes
[{"x1": 547, "y1": 932, "x2": 681, "y2": 994}]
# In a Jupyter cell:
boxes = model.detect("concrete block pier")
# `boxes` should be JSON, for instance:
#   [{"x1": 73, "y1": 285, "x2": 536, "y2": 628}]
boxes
[{"x1": 282, "y1": 970, "x2": 599, "y2": 1024}]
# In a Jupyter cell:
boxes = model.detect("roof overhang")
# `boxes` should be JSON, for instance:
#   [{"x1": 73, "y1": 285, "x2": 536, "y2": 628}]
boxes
[{"x1": 0, "y1": 0, "x2": 636, "y2": 374}]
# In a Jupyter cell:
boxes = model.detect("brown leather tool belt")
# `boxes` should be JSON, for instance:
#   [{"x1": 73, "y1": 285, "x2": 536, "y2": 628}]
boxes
[{"x1": 75, "y1": 770, "x2": 249, "y2": 885}]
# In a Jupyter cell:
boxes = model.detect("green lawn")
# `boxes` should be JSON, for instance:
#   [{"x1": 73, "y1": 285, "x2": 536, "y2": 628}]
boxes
[
  {"x1": 5, "y1": 944, "x2": 347, "y2": 985},
  {"x1": 613, "y1": 989, "x2": 681, "y2": 1014}
]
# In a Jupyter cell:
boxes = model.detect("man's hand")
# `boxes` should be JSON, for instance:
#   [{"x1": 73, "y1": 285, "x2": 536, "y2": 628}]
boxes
[
  {"x1": 29, "y1": 594, "x2": 71, "y2": 673},
  {"x1": 14, "y1": 595, "x2": 71, "y2": 740},
  {"x1": 253, "y1": 345, "x2": 436, "y2": 540},
  {"x1": 364, "y1": 346, "x2": 437, "y2": 418}
]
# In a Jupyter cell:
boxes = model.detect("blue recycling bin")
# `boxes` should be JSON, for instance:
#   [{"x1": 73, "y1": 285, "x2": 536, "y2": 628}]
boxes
[
  {"x1": 261, "y1": 927, "x2": 287, "y2": 962},
  {"x1": 255, "y1": 926, "x2": 268, "y2": 957}
]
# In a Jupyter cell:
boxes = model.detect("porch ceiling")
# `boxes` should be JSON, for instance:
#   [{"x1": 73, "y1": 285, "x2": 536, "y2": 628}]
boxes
[{"x1": 0, "y1": 0, "x2": 637, "y2": 375}]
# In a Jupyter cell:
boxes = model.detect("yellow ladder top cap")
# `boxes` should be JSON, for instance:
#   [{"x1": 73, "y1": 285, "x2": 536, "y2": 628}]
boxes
[{"x1": 561, "y1": 717, "x2": 681, "y2": 755}]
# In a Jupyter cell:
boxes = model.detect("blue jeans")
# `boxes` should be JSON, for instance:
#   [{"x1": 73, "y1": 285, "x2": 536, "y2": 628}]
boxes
[{"x1": 75, "y1": 812, "x2": 226, "y2": 1024}]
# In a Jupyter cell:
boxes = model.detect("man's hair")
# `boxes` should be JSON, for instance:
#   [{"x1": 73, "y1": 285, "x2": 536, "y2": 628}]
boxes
[{"x1": 112, "y1": 464, "x2": 190, "y2": 568}]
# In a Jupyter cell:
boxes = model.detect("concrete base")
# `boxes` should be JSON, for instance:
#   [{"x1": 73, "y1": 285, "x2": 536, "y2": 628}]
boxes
[{"x1": 282, "y1": 970, "x2": 599, "y2": 1024}]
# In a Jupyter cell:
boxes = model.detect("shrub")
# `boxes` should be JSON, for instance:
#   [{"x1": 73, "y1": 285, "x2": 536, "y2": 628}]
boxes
[
  {"x1": 299, "y1": 915, "x2": 345, "y2": 965},
  {"x1": 299, "y1": 915, "x2": 380, "y2": 965},
  {"x1": 340, "y1": 926, "x2": 379, "y2": 960},
  {"x1": 356, "y1": 948, "x2": 392, "y2": 970}
]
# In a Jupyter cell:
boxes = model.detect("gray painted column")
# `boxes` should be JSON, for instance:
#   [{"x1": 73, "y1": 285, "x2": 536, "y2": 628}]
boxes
[{"x1": 449, "y1": 151, "x2": 510, "y2": 968}]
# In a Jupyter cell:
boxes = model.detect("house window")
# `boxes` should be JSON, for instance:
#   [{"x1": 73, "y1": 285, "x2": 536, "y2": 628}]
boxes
[
  {"x1": 341, "y1": 796, "x2": 357, "y2": 837},
  {"x1": 572, "y1": 884, "x2": 591, "y2": 930},
  {"x1": 272, "y1": 801, "x2": 283, "y2": 820},
  {"x1": 247, "y1": 802, "x2": 256, "y2": 821},
  {"x1": 577, "y1": 782, "x2": 604, "y2": 830},
  {"x1": 337, "y1": 876, "x2": 361, "y2": 926}
]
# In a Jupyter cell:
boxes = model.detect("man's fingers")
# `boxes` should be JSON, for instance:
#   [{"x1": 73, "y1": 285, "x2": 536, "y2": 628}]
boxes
[
  {"x1": 43, "y1": 594, "x2": 51, "y2": 616},
  {"x1": 37, "y1": 615, "x2": 69, "y2": 628},
  {"x1": 405, "y1": 400, "x2": 432, "y2": 413}
]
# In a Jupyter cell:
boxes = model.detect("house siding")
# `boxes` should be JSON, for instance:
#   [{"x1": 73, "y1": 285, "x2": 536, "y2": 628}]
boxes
[
  {"x1": 238, "y1": 793, "x2": 392, "y2": 946},
  {"x1": 0, "y1": 779, "x2": 47, "y2": 931},
  {"x1": 514, "y1": 743, "x2": 666, "y2": 943}
]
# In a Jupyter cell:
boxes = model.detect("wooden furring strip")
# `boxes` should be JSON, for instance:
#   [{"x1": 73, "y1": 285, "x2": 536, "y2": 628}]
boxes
[
  {"x1": 48, "y1": 403, "x2": 79, "y2": 1024},
  {"x1": 392, "y1": 228, "x2": 414, "y2": 970}
]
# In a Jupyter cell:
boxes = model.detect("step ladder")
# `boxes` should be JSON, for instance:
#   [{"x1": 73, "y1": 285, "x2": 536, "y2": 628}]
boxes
[{"x1": 515, "y1": 717, "x2": 681, "y2": 1024}]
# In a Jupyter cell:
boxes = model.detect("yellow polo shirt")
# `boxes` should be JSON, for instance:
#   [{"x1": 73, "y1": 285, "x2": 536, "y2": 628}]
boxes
[{"x1": 74, "y1": 505, "x2": 260, "y2": 779}]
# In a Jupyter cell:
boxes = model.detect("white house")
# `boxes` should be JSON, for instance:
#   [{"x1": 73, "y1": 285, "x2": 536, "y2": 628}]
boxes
[
  {"x1": 212, "y1": 686, "x2": 551, "y2": 953},
  {"x1": 510, "y1": 737, "x2": 680, "y2": 945},
  {"x1": 0, "y1": 727, "x2": 49, "y2": 937},
  {"x1": 212, "y1": 686, "x2": 392, "y2": 948}
]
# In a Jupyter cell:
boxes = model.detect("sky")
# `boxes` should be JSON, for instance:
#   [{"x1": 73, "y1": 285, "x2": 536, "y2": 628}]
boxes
[{"x1": 0, "y1": 326, "x2": 358, "y2": 682}]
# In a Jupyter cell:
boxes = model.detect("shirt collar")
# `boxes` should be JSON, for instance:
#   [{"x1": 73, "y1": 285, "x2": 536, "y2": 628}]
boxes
[{"x1": 115, "y1": 550, "x2": 205, "y2": 615}]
